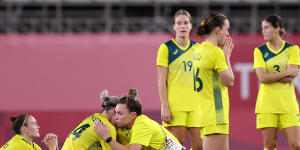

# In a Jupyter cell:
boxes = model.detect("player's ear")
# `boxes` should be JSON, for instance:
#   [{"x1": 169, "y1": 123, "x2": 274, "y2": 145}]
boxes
[
  {"x1": 130, "y1": 112, "x2": 137, "y2": 120},
  {"x1": 20, "y1": 126, "x2": 27, "y2": 134}
]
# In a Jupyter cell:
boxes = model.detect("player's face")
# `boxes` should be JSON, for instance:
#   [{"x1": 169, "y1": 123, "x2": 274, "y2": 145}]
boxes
[
  {"x1": 262, "y1": 21, "x2": 277, "y2": 41},
  {"x1": 218, "y1": 19, "x2": 230, "y2": 45},
  {"x1": 108, "y1": 108, "x2": 117, "y2": 126},
  {"x1": 23, "y1": 116, "x2": 40, "y2": 138},
  {"x1": 115, "y1": 104, "x2": 136, "y2": 127},
  {"x1": 173, "y1": 15, "x2": 192, "y2": 38}
]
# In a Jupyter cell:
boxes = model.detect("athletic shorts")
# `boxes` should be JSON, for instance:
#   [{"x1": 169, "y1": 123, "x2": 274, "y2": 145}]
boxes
[
  {"x1": 200, "y1": 124, "x2": 229, "y2": 138},
  {"x1": 256, "y1": 113, "x2": 300, "y2": 130},
  {"x1": 163, "y1": 111, "x2": 201, "y2": 128}
]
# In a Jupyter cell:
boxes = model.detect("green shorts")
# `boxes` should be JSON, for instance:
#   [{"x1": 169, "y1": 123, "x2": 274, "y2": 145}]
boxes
[{"x1": 256, "y1": 113, "x2": 300, "y2": 130}]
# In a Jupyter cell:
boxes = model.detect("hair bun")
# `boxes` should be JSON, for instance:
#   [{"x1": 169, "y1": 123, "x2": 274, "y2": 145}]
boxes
[
  {"x1": 128, "y1": 89, "x2": 137, "y2": 100},
  {"x1": 10, "y1": 117, "x2": 17, "y2": 123},
  {"x1": 100, "y1": 89, "x2": 110, "y2": 101}
]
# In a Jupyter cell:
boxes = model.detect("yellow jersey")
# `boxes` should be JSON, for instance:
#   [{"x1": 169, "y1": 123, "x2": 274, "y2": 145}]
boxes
[
  {"x1": 254, "y1": 41, "x2": 300, "y2": 113},
  {"x1": 130, "y1": 115, "x2": 180, "y2": 150},
  {"x1": 62, "y1": 113, "x2": 116, "y2": 150},
  {"x1": 193, "y1": 41, "x2": 229, "y2": 126},
  {"x1": 117, "y1": 127, "x2": 131, "y2": 146},
  {"x1": 0, "y1": 134, "x2": 41, "y2": 150},
  {"x1": 156, "y1": 38, "x2": 199, "y2": 111}
]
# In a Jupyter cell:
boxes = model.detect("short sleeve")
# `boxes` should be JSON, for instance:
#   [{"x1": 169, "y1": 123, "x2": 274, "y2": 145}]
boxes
[
  {"x1": 288, "y1": 45, "x2": 300, "y2": 66},
  {"x1": 129, "y1": 120, "x2": 152, "y2": 147},
  {"x1": 213, "y1": 48, "x2": 228, "y2": 72},
  {"x1": 156, "y1": 44, "x2": 169, "y2": 67},
  {"x1": 253, "y1": 48, "x2": 266, "y2": 69}
]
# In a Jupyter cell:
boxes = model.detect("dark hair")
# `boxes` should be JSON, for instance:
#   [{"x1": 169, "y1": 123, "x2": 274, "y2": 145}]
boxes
[
  {"x1": 173, "y1": 9, "x2": 192, "y2": 24},
  {"x1": 196, "y1": 13, "x2": 227, "y2": 37},
  {"x1": 262, "y1": 14, "x2": 285, "y2": 36},
  {"x1": 119, "y1": 89, "x2": 142, "y2": 116},
  {"x1": 100, "y1": 90, "x2": 119, "y2": 112},
  {"x1": 10, "y1": 114, "x2": 28, "y2": 134}
]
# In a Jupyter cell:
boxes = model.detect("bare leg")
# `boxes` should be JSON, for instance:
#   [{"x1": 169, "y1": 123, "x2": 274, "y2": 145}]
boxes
[
  {"x1": 262, "y1": 128, "x2": 277, "y2": 150},
  {"x1": 203, "y1": 134, "x2": 228, "y2": 150},
  {"x1": 283, "y1": 126, "x2": 300, "y2": 150},
  {"x1": 187, "y1": 127, "x2": 203, "y2": 150},
  {"x1": 167, "y1": 126, "x2": 187, "y2": 146}
]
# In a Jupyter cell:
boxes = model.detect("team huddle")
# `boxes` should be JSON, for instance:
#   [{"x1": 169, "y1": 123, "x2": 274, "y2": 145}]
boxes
[{"x1": 1, "y1": 9, "x2": 300, "y2": 150}]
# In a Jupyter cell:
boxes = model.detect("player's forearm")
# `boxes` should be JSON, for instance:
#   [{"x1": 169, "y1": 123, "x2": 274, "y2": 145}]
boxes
[
  {"x1": 259, "y1": 71, "x2": 289, "y2": 83},
  {"x1": 221, "y1": 57, "x2": 234, "y2": 87},
  {"x1": 226, "y1": 56, "x2": 234, "y2": 79},
  {"x1": 108, "y1": 139, "x2": 130, "y2": 150},
  {"x1": 278, "y1": 76, "x2": 294, "y2": 83},
  {"x1": 158, "y1": 82, "x2": 169, "y2": 108},
  {"x1": 157, "y1": 66, "x2": 169, "y2": 108}
]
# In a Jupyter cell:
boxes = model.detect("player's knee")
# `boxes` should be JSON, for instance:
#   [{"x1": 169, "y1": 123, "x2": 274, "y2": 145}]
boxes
[
  {"x1": 191, "y1": 144, "x2": 203, "y2": 150},
  {"x1": 264, "y1": 142, "x2": 276, "y2": 150},
  {"x1": 178, "y1": 137, "x2": 186, "y2": 146},
  {"x1": 290, "y1": 141, "x2": 300, "y2": 150}
]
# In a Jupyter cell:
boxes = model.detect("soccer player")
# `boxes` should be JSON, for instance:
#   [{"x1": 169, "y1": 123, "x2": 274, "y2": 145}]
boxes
[
  {"x1": 253, "y1": 14, "x2": 300, "y2": 150},
  {"x1": 193, "y1": 13, "x2": 234, "y2": 150},
  {"x1": 94, "y1": 89, "x2": 185, "y2": 150},
  {"x1": 0, "y1": 114, "x2": 59, "y2": 150},
  {"x1": 156, "y1": 9, "x2": 202, "y2": 150},
  {"x1": 61, "y1": 90, "x2": 119, "y2": 150}
]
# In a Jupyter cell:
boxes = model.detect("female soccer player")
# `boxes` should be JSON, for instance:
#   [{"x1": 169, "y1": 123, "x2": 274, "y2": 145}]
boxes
[
  {"x1": 194, "y1": 13, "x2": 234, "y2": 150},
  {"x1": 156, "y1": 9, "x2": 202, "y2": 150},
  {"x1": 0, "y1": 114, "x2": 59, "y2": 150},
  {"x1": 94, "y1": 89, "x2": 185, "y2": 150},
  {"x1": 61, "y1": 90, "x2": 119, "y2": 150},
  {"x1": 254, "y1": 14, "x2": 300, "y2": 150}
]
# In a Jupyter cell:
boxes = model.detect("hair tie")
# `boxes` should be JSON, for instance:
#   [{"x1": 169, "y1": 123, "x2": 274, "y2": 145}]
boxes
[{"x1": 201, "y1": 20, "x2": 205, "y2": 25}]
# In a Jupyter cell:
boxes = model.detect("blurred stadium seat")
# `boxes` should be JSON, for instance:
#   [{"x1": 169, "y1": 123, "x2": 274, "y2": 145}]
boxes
[{"x1": 0, "y1": 0, "x2": 299, "y2": 33}]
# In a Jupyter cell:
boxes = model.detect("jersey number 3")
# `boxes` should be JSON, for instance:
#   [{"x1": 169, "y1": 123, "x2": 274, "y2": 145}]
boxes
[{"x1": 273, "y1": 65, "x2": 280, "y2": 72}]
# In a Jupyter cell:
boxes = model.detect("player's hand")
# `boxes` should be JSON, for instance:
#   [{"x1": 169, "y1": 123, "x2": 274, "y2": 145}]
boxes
[
  {"x1": 161, "y1": 106, "x2": 172, "y2": 124},
  {"x1": 222, "y1": 36, "x2": 234, "y2": 59},
  {"x1": 41, "y1": 133, "x2": 58, "y2": 150},
  {"x1": 94, "y1": 120, "x2": 110, "y2": 140},
  {"x1": 287, "y1": 65, "x2": 299, "y2": 77}
]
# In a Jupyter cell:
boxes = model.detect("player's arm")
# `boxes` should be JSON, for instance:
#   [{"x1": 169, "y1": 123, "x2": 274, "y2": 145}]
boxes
[
  {"x1": 255, "y1": 67, "x2": 291, "y2": 83},
  {"x1": 278, "y1": 76, "x2": 294, "y2": 83},
  {"x1": 256, "y1": 64, "x2": 298, "y2": 83},
  {"x1": 277, "y1": 64, "x2": 299, "y2": 83},
  {"x1": 219, "y1": 37, "x2": 234, "y2": 87},
  {"x1": 106, "y1": 140, "x2": 142, "y2": 150},
  {"x1": 157, "y1": 66, "x2": 172, "y2": 123},
  {"x1": 94, "y1": 121, "x2": 142, "y2": 150},
  {"x1": 219, "y1": 69, "x2": 234, "y2": 87}
]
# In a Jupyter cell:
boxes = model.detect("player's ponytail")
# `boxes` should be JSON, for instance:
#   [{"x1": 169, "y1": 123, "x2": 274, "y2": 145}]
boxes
[
  {"x1": 119, "y1": 88, "x2": 142, "y2": 116},
  {"x1": 100, "y1": 89, "x2": 119, "y2": 112},
  {"x1": 196, "y1": 13, "x2": 227, "y2": 37},
  {"x1": 10, "y1": 114, "x2": 28, "y2": 134}
]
